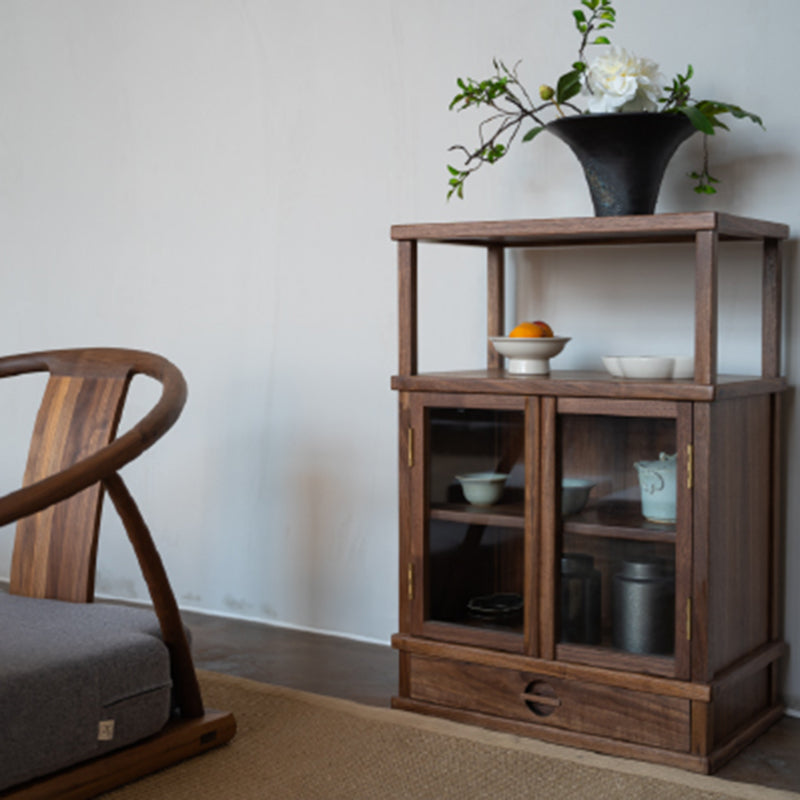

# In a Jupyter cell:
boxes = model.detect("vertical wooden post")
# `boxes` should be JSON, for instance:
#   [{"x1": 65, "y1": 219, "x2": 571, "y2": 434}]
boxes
[
  {"x1": 524, "y1": 396, "x2": 539, "y2": 659},
  {"x1": 538, "y1": 396, "x2": 557, "y2": 661},
  {"x1": 691, "y1": 403, "x2": 712, "y2": 683},
  {"x1": 762, "y1": 238, "x2": 782, "y2": 379},
  {"x1": 674, "y1": 404, "x2": 694, "y2": 681},
  {"x1": 398, "y1": 240, "x2": 418, "y2": 376},
  {"x1": 690, "y1": 699, "x2": 713, "y2": 757},
  {"x1": 397, "y1": 392, "x2": 412, "y2": 635},
  {"x1": 487, "y1": 245, "x2": 505, "y2": 369},
  {"x1": 694, "y1": 231, "x2": 718, "y2": 384},
  {"x1": 769, "y1": 392, "x2": 785, "y2": 706}
]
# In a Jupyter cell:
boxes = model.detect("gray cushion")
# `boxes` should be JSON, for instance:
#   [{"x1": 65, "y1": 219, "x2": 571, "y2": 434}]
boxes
[{"x1": 0, "y1": 593, "x2": 173, "y2": 791}]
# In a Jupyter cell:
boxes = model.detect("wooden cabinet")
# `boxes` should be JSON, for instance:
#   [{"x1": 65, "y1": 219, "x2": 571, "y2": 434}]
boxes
[{"x1": 390, "y1": 213, "x2": 789, "y2": 773}]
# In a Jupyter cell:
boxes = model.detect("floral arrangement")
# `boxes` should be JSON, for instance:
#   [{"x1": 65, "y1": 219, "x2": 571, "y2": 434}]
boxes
[{"x1": 447, "y1": 0, "x2": 762, "y2": 199}]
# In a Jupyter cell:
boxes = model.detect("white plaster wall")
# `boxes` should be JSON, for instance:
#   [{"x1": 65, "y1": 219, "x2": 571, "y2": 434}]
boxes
[{"x1": 1, "y1": 1, "x2": 799, "y2": 707}]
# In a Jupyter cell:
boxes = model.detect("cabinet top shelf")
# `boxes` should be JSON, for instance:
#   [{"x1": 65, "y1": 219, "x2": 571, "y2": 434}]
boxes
[{"x1": 391, "y1": 212, "x2": 789, "y2": 248}]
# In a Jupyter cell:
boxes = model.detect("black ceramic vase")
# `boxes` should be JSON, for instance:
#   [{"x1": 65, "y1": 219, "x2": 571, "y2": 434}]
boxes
[{"x1": 547, "y1": 112, "x2": 697, "y2": 216}]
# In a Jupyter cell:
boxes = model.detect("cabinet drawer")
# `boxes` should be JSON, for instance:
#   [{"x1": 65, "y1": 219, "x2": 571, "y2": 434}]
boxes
[{"x1": 408, "y1": 654, "x2": 690, "y2": 752}]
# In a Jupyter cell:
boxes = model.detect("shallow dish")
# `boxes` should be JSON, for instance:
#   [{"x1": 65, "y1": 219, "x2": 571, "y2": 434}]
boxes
[
  {"x1": 455, "y1": 472, "x2": 508, "y2": 506},
  {"x1": 467, "y1": 593, "x2": 523, "y2": 620},
  {"x1": 670, "y1": 356, "x2": 694, "y2": 379},
  {"x1": 603, "y1": 356, "x2": 694, "y2": 380},
  {"x1": 490, "y1": 336, "x2": 570, "y2": 375}
]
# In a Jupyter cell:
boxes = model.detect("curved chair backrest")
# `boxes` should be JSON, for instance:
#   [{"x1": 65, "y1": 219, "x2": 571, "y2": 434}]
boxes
[
  {"x1": 0, "y1": 348, "x2": 203, "y2": 719},
  {"x1": 12, "y1": 360, "x2": 131, "y2": 601},
  {"x1": 0, "y1": 349, "x2": 185, "y2": 603}
]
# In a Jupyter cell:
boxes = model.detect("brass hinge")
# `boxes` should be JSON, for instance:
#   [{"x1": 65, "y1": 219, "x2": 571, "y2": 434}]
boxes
[
  {"x1": 407, "y1": 427, "x2": 414, "y2": 468},
  {"x1": 686, "y1": 597, "x2": 692, "y2": 641},
  {"x1": 686, "y1": 443, "x2": 693, "y2": 490},
  {"x1": 407, "y1": 562, "x2": 415, "y2": 601}
]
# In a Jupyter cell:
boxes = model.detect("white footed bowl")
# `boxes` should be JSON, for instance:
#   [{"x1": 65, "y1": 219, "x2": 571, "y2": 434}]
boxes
[{"x1": 491, "y1": 337, "x2": 570, "y2": 375}]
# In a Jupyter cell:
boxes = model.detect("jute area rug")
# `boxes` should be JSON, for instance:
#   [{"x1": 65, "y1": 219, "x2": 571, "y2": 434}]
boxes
[{"x1": 105, "y1": 670, "x2": 799, "y2": 800}]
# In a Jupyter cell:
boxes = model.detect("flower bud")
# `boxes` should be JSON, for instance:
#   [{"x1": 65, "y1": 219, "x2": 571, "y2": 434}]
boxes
[{"x1": 539, "y1": 84, "x2": 555, "y2": 101}]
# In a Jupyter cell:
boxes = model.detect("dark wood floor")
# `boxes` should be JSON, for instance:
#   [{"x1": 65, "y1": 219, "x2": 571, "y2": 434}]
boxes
[{"x1": 184, "y1": 610, "x2": 800, "y2": 793}]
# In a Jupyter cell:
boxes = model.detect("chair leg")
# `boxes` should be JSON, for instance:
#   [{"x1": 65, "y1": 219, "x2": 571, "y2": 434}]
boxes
[{"x1": 103, "y1": 472, "x2": 204, "y2": 718}]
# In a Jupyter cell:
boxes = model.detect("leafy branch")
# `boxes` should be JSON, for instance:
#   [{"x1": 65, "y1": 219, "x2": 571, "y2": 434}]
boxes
[
  {"x1": 447, "y1": 60, "x2": 558, "y2": 199},
  {"x1": 446, "y1": 0, "x2": 764, "y2": 199},
  {"x1": 448, "y1": 0, "x2": 616, "y2": 199},
  {"x1": 658, "y1": 65, "x2": 764, "y2": 193}
]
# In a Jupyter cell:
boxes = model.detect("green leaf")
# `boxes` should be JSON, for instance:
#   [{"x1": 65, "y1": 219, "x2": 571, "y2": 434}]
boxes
[
  {"x1": 698, "y1": 100, "x2": 764, "y2": 128},
  {"x1": 573, "y1": 9, "x2": 586, "y2": 23},
  {"x1": 680, "y1": 105, "x2": 716, "y2": 135},
  {"x1": 522, "y1": 126, "x2": 545, "y2": 142},
  {"x1": 592, "y1": 36, "x2": 611, "y2": 44},
  {"x1": 556, "y1": 69, "x2": 583, "y2": 104}
]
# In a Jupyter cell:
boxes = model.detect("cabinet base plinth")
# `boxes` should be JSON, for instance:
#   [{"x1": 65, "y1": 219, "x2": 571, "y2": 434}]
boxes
[
  {"x1": 392, "y1": 695, "x2": 711, "y2": 772},
  {"x1": 392, "y1": 695, "x2": 785, "y2": 775},
  {"x1": 393, "y1": 641, "x2": 786, "y2": 774}
]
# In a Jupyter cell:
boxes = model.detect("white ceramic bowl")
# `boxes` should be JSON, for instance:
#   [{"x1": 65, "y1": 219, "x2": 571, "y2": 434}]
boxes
[
  {"x1": 670, "y1": 356, "x2": 694, "y2": 379},
  {"x1": 562, "y1": 478, "x2": 595, "y2": 516},
  {"x1": 490, "y1": 337, "x2": 570, "y2": 375},
  {"x1": 456, "y1": 472, "x2": 508, "y2": 506},
  {"x1": 603, "y1": 355, "x2": 694, "y2": 380},
  {"x1": 601, "y1": 356, "x2": 624, "y2": 378},
  {"x1": 602, "y1": 355, "x2": 673, "y2": 380}
]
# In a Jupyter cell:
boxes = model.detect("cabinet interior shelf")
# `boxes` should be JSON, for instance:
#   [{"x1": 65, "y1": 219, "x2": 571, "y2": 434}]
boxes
[
  {"x1": 564, "y1": 502, "x2": 676, "y2": 544},
  {"x1": 430, "y1": 503, "x2": 525, "y2": 528},
  {"x1": 430, "y1": 501, "x2": 676, "y2": 542}
]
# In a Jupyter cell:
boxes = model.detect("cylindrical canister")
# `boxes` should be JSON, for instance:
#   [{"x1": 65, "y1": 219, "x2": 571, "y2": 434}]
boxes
[
  {"x1": 612, "y1": 557, "x2": 674, "y2": 655},
  {"x1": 560, "y1": 553, "x2": 601, "y2": 645}
]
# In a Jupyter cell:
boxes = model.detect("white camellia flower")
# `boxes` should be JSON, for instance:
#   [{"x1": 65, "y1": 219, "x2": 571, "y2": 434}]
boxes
[{"x1": 582, "y1": 47, "x2": 664, "y2": 114}]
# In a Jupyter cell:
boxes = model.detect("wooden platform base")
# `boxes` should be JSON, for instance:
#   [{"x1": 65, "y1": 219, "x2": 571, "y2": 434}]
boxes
[{"x1": 3, "y1": 710, "x2": 236, "y2": 800}]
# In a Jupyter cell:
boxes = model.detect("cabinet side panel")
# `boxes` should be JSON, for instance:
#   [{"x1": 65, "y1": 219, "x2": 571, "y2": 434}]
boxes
[
  {"x1": 707, "y1": 395, "x2": 772, "y2": 674},
  {"x1": 713, "y1": 669, "x2": 770, "y2": 748}
]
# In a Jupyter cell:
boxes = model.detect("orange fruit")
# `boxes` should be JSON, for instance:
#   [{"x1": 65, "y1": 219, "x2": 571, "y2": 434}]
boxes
[
  {"x1": 509, "y1": 321, "x2": 554, "y2": 338},
  {"x1": 509, "y1": 322, "x2": 545, "y2": 338}
]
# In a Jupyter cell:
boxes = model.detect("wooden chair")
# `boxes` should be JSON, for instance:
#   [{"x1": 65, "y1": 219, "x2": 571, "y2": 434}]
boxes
[{"x1": 0, "y1": 348, "x2": 235, "y2": 799}]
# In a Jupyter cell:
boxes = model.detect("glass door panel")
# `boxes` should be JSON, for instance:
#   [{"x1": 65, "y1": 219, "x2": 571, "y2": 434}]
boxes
[
  {"x1": 556, "y1": 411, "x2": 680, "y2": 669},
  {"x1": 425, "y1": 407, "x2": 525, "y2": 641}
]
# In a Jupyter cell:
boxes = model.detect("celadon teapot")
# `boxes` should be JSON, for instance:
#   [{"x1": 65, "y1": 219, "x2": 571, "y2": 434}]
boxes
[{"x1": 634, "y1": 452, "x2": 677, "y2": 523}]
